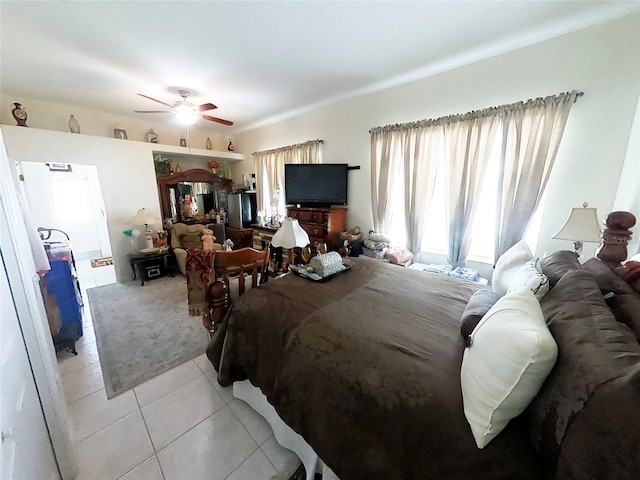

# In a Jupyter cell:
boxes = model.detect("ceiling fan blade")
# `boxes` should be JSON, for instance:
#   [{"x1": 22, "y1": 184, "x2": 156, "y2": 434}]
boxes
[
  {"x1": 199, "y1": 102, "x2": 217, "y2": 112},
  {"x1": 134, "y1": 110, "x2": 171, "y2": 113},
  {"x1": 137, "y1": 93, "x2": 173, "y2": 108},
  {"x1": 202, "y1": 114, "x2": 233, "y2": 126}
]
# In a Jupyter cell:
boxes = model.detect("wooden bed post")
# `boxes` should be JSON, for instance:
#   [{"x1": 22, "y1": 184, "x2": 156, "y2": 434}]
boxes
[
  {"x1": 595, "y1": 211, "x2": 636, "y2": 267},
  {"x1": 596, "y1": 210, "x2": 640, "y2": 294}
]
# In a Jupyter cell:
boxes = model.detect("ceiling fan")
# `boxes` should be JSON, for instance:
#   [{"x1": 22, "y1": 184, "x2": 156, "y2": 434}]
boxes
[{"x1": 135, "y1": 89, "x2": 233, "y2": 126}]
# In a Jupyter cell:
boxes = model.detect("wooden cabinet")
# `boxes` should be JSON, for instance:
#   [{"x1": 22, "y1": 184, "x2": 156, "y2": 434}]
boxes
[
  {"x1": 157, "y1": 169, "x2": 232, "y2": 224},
  {"x1": 287, "y1": 206, "x2": 347, "y2": 252}
]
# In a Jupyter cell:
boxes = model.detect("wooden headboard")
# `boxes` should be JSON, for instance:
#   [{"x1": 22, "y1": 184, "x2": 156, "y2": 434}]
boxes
[{"x1": 596, "y1": 211, "x2": 640, "y2": 294}]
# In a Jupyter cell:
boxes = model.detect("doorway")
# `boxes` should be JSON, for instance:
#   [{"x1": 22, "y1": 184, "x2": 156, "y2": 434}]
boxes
[{"x1": 18, "y1": 162, "x2": 115, "y2": 290}]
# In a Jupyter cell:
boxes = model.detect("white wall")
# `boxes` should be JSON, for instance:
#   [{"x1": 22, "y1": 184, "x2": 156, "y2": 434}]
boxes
[
  {"x1": 2, "y1": 14, "x2": 638, "y2": 267},
  {"x1": 0, "y1": 95, "x2": 233, "y2": 154},
  {"x1": 1, "y1": 126, "x2": 160, "y2": 281},
  {"x1": 613, "y1": 93, "x2": 640, "y2": 256},
  {"x1": 0, "y1": 126, "x2": 240, "y2": 281},
  {"x1": 234, "y1": 13, "x2": 640, "y2": 261}
]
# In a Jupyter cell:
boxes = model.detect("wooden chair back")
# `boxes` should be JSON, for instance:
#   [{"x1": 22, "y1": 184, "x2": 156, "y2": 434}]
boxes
[
  {"x1": 213, "y1": 247, "x2": 270, "y2": 295},
  {"x1": 205, "y1": 246, "x2": 270, "y2": 333}
]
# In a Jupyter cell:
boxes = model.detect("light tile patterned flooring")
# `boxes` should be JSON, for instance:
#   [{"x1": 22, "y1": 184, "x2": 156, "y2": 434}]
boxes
[{"x1": 58, "y1": 260, "x2": 299, "y2": 480}]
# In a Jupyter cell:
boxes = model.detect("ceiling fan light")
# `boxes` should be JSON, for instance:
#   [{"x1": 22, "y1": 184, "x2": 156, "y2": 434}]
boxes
[{"x1": 174, "y1": 101, "x2": 198, "y2": 125}]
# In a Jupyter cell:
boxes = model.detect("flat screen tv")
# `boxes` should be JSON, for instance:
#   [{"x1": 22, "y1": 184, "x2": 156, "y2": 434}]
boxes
[{"x1": 284, "y1": 163, "x2": 348, "y2": 206}]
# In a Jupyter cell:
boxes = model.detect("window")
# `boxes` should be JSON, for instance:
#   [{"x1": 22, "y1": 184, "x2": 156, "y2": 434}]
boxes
[
  {"x1": 374, "y1": 91, "x2": 579, "y2": 264},
  {"x1": 419, "y1": 125, "x2": 544, "y2": 260}
]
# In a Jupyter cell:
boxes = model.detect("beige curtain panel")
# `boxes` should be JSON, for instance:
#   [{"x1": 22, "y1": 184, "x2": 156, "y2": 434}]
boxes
[
  {"x1": 254, "y1": 140, "x2": 322, "y2": 214},
  {"x1": 370, "y1": 90, "x2": 582, "y2": 262},
  {"x1": 494, "y1": 90, "x2": 581, "y2": 261}
]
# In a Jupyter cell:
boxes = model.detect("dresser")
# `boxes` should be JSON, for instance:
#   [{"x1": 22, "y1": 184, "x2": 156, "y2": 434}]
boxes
[{"x1": 286, "y1": 206, "x2": 347, "y2": 252}]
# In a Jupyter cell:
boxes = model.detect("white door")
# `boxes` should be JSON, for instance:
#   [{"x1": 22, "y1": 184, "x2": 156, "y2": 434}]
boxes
[{"x1": 0, "y1": 252, "x2": 60, "y2": 480}]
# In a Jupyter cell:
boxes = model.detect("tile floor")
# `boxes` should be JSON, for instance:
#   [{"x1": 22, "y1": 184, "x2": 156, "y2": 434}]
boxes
[{"x1": 57, "y1": 260, "x2": 300, "y2": 480}]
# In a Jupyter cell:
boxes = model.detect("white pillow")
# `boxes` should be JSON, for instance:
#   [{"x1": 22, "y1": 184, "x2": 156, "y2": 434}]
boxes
[
  {"x1": 460, "y1": 290, "x2": 558, "y2": 449},
  {"x1": 506, "y1": 257, "x2": 550, "y2": 300},
  {"x1": 492, "y1": 241, "x2": 533, "y2": 296}
]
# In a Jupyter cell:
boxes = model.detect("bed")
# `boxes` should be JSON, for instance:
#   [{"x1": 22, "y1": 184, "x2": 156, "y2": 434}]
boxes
[{"x1": 206, "y1": 211, "x2": 640, "y2": 480}]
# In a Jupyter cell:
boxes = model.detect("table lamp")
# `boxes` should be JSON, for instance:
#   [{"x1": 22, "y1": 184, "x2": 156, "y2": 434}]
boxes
[
  {"x1": 271, "y1": 218, "x2": 310, "y2": 267},
  {"x1": 552, "y1": 202, "x2": 602, "y2": 256},
  {"x1": 130, "y1": 208, "x2": 159, "y2": 250}
]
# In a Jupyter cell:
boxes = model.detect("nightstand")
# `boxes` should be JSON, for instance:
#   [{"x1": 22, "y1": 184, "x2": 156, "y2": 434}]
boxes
[{"x1": 127, "y1": 251, "x2": 174, "y2": 285}]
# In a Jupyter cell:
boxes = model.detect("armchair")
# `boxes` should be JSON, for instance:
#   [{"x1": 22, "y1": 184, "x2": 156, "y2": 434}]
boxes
[{"x1": 171, "y1": 223, "x2": 223, "y2": 275}]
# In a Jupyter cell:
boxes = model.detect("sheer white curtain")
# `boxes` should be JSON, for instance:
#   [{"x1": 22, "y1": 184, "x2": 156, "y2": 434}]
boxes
[
  {"x1": 370, "y1": 128, "x2": 400, "y2": 237},
  {"x1": 494, "y1": 91, "x2": 581, "y2": 261},
  {"x1": 443, "y1": 110, "x2": 500, "y2": 266},
  {"x1": 403, "y1": 124, "x2": 441, "y2": 252},
  {"x1": 254, "y1": 140, "x2": 322, "y2": 215},
  {"x1": 370, "y1": 91, "x2": 581, "y2": 261}
]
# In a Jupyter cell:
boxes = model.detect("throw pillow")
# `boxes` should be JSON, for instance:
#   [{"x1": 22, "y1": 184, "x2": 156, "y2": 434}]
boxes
[
  {"x1": 492, "y1": 240, "x2": 533, "y2": 296},
  {"x1": 540, "y1": 250, "x2": 582, "y2": 287},
  {"x1": 461, "y1": 290, "x2": 558, "y2": 449},
  {"x1": 460, "y1": 288, "x2": 501, "y2": 343},
  {"x1": 507, "y1": 258, "x2": 550, "y2": 300}
]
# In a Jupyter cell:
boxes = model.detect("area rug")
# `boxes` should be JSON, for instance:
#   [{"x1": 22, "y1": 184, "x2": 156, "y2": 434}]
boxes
[
  {"x1": 87, "y1": 276, "x2": 208, "y2": 398},
  {"x1": 90, "y1": 256, "x2": 113, "y2": 268}
]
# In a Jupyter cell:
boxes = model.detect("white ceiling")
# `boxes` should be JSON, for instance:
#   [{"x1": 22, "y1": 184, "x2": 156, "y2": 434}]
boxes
[{"x1": 2, "y1": 1, "x2": 638, "y2": 133}]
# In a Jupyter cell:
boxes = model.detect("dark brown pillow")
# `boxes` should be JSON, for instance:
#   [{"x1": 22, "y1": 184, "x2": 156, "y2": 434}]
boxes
[
  {"x1": 540, "y1": 250, "x2": 581, "y2": 287},
  {"x1": 460, "y1": 287, "x2": 501, "y2": 344},
  {"x1": 583, "y1": 258, "x2": 640, "y2": 342}
]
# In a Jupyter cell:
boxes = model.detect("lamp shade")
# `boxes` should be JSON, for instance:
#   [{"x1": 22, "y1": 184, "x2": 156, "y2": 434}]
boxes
[
  {"x1": 552, "y1": 204, "x2": 601, "y2": 242},
  {"x1": 130, "y1": 208, "x2": 158, "y2": 226},
  {"x1": 271, "y1": 218, "x2": 310, "y2": 249}
]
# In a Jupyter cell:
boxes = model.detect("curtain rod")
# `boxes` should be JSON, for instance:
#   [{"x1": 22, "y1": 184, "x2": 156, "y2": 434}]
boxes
[
  {"x1": 369, "y1": 90, "x2": 584, "y2": 133},
  {"x1": 252, "y1": 139, "x2": 324, "y2": 155}
]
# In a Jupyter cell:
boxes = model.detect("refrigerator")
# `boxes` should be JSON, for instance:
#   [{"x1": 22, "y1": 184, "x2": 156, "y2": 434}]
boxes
[{"x1": 227, "y1": 191, "x2": 257, "y2": 228}]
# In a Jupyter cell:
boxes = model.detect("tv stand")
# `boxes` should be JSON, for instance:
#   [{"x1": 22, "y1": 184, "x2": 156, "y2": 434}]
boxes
[{"x1": 287, "y1": 206, "x2": 347, "y2": 252}]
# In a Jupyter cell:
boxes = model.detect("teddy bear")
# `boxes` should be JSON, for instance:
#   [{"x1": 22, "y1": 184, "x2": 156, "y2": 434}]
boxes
[{"x1": 201, "y1": 228, "x2": 216, "y2": 251}]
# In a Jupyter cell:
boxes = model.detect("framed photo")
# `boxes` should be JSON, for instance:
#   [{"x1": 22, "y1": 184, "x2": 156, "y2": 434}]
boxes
[
  {"x1": 114, "y1": 128, "x2": 128, "y2": 140},
  {"x1": 146, "y1": 129, "x2": 158, "y2": 143},
  {"x1": 180, "y1": 138, "x2": 187, "y2": 147}
]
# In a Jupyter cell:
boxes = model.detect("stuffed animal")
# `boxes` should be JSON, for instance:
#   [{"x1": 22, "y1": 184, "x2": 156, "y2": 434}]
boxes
[{"x1": 201, "y1": 228, "x2": 216, "y2": 251}]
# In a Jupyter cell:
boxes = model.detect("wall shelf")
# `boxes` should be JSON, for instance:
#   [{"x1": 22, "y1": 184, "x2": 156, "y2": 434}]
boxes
[{"x1": 152, "y1": 145, "x2": 244, "y2": 162}]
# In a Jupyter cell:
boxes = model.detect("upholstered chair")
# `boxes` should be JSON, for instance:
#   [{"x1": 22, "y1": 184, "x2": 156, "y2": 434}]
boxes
[{"x1": 171, "y1": 223, "x2": 222, "y2": 275}]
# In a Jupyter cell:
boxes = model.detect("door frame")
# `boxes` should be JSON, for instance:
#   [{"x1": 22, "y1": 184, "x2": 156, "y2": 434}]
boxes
[{"x1": 0, "y1": 135, "x2": 77, "y2": 479}]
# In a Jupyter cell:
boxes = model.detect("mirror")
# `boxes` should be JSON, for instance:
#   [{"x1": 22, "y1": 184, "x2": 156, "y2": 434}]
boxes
[{"x1": 158, "y1": 169, "x2": 232, "y2": 224}]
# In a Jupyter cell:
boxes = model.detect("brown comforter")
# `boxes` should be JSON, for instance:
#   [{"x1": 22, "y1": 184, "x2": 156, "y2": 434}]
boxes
[{"x1": 207, "y1": 258, "x2": 542, "y2": 479}]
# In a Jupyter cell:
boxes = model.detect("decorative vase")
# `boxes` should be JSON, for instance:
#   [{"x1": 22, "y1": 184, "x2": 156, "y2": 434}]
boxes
[
  {"x1": 205, "y1": 137, "x2": 212, "y2": 150},
  {"x1": 68, "y1": 115, "x2": 80, "y2": 133},
  {"x1": 11, "y1": 103, "x2": 28, "y2": 127}
]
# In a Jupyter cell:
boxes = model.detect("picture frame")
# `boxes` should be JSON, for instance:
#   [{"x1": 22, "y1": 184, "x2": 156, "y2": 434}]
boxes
[
  {"x1": 114, "y1": 128, "x2": 128, "y2": 140},
  {"x1": 180, "y1": 138, "x2": 187, "y2": 147}
]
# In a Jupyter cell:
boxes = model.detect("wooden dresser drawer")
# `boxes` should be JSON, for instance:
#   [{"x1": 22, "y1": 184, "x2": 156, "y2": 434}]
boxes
[
  {"x1": 300, "y1": 223, "x2": 326, "y2": 238},
  {"x1": 290, "y1": 210, "x2": 326, "y2": 224}
]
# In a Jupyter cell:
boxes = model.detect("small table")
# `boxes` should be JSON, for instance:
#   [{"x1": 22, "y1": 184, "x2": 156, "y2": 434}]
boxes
[{"x1": 127, "y1": 251, "x2": 174, "y2": 285}]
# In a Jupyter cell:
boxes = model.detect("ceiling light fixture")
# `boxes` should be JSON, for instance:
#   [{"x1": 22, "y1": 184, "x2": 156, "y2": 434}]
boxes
[{"x1": 174, "y1": 101, "x2": 198, "y2": 125}]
